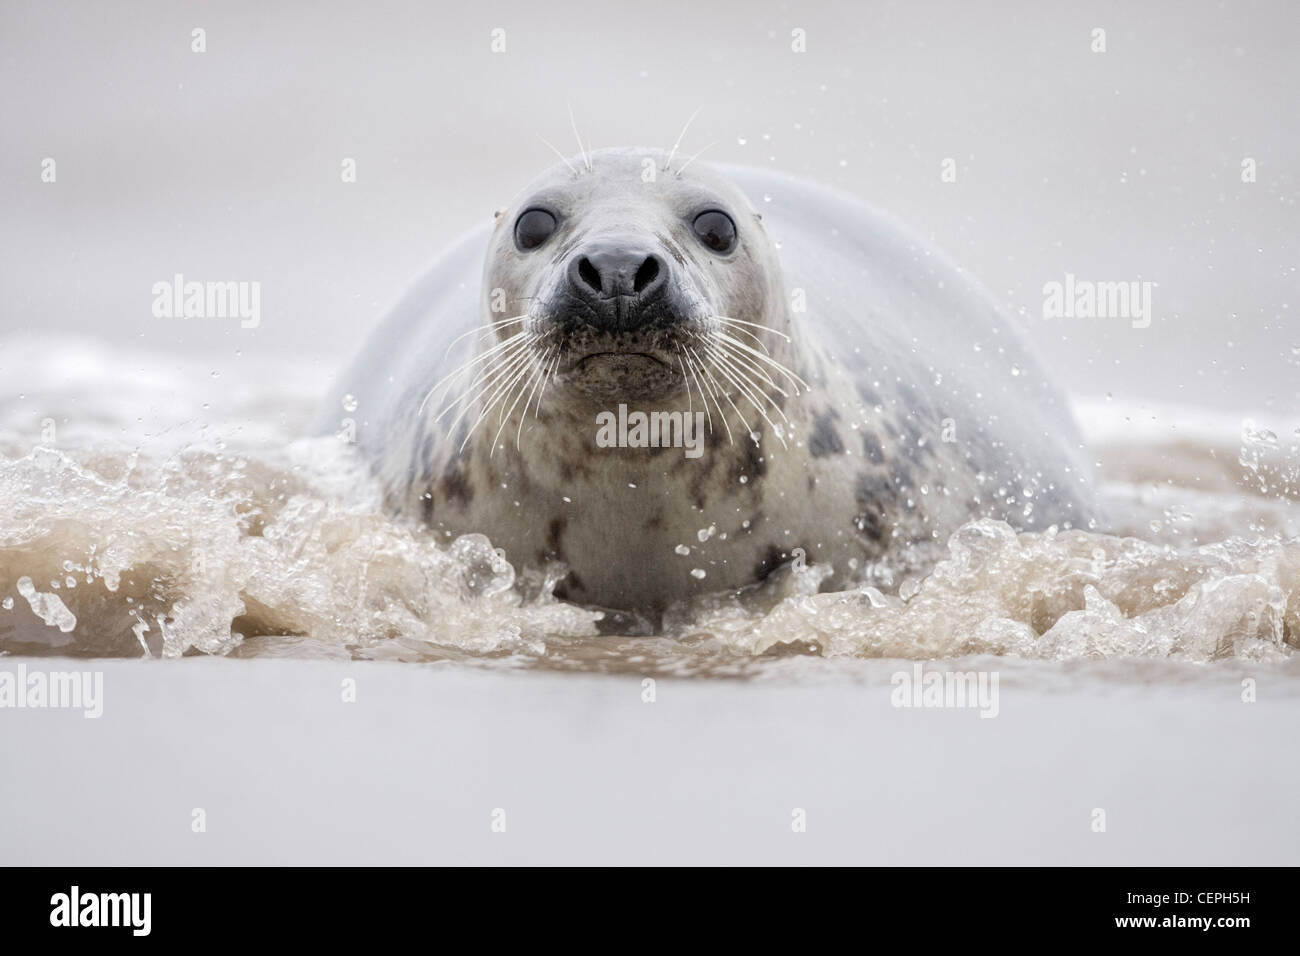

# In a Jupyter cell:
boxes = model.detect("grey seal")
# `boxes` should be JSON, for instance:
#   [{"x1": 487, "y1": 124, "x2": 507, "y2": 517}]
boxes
[{"x1": 315, "y1": 147, "x2": 1094, "y2": 614}]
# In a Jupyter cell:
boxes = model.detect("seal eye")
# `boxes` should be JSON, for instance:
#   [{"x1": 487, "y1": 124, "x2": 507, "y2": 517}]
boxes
[
  {"x1": 691, "y1": 210, "x2": 737, "y2": 254},
  {"x1": 514, "y1": 209, "x2": 557, "y2": 251}
]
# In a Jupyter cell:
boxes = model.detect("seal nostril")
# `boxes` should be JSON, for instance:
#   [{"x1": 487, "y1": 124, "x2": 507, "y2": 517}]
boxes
[
  {"x1": 633, "y1": 256, "x2": 660, "y2": 294},
  {"x1": 577, "y1": 257, "x2": 603, "y2": 294}
]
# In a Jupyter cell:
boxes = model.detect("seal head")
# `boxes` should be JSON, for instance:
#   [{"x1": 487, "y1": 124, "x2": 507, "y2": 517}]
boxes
[{"x1": 482, "y1": 148, "x2": 790, "y2": 410}]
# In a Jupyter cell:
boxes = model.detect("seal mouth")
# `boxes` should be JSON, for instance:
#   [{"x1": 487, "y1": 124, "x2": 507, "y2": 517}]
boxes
[
  {"x1": 574, "y1": 351, "x2": 672, "y2": 372},
  {"x1": 559, "y1": 348, "x2": 682, "y2": 405}
]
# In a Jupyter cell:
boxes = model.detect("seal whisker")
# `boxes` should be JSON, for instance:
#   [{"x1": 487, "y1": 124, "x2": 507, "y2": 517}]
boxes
[
  {"x1": 421, "y1": 329, "x2": 533, "y2": 416},
  {"x1": 436, "y1": 336, "x2": 535, "y2": 432},
  {"x1": 709, "y1": 335, "x2": 791, "y2": 398},
  {"x1": 495, "y1": 352, "x2": 534, "y2": 425},
  {"x1": 517, "y1": 341, "x2": 557, "y2": 423},
  {"x1": 535, "y1": 347, "x2": 563, "y2": 418},
  {"x1": 420, "y1": 328, "x2": 532, "y2": 416},
  {"x1": 434, "y1": 349, "x2": 533, "y2": 440},
  {"x1": 442, "y1": 313, "x2": 530, "y2": 361},
  {"x1": 713, "y1": 314, "x2": 793, "y2": 344},
  {"x1": 460, "y1": 346, "x2": 540, "y2": 453},
  {"x1": 706, "y1": 342, "x2": 791, "y2": 422},
  {"x1": 496, "y1": 346, "x2": 554, "y2": 454},
  {"x1": 663, "y1": 105, "x2": 703, "y2": 173},
  {"x1": 714, "y1": 332, "x2": 810, "y2": 393},
  {"x1": 567, "y1": 105, "x2": 591, "y2": 173},
  {"x1": 470, "y1": 322, "x2": 525, "y2": 349},
  {"x1": 679, "y1": 345, "x2": 714, "y2": 437},
  {"x1": 686, "y1": 346, "x2": 734, "y2": 445},
  {"x1": 704, "y1": 345, "x2": 791, "y2": 446},
  {"x1": 481, "y1": 342, "x2": 541, "y2": 427},
  {"x1": 693, "y1": 345, "x2": 767, "y2": 441},
  {"x1": 709, "y1": 318, "x2": 771, "y2": 353},
  {"x1": 702, "y1": 358, "x2": 758, "y2": 437},
  {"x1": 537, "y1": 136, "x2": 579, "y2": 176},
  {"x1": 674, "y1": 347, "x2": 693, "y2": 417},
  {"x1": 674, "y1": 141, "x2": 717, "y2": 177}
]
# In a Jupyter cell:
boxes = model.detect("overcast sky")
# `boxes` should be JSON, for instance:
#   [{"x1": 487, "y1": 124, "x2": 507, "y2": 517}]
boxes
[{"x1": 2, "y1": 0, "x2": 1295, "y2": 412}]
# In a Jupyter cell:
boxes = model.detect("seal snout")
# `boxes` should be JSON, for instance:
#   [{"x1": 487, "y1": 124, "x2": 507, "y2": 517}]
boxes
[
  {"x1": 570, "y1": 246, "x2": 666, "y2": 301},
  {"x1": 560, "y1": 239, "x2": 683, "y2": 333}
]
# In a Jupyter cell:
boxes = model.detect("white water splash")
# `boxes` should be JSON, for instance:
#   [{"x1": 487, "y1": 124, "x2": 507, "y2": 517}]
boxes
[
  {"x1": 15, "y1": 575, "x2": 77, "y2": 636},
  {"x1": 0, "y1": 337, "x2": 1297, "y2": 675}
]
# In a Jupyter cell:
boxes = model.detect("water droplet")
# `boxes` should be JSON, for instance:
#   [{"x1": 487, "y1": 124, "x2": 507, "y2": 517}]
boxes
[
  {"x1": 342, "y1": 394, "x2": 358, "y2": 412},
  {"x1": 1241, "y1": 420, "x2": 1278, "y2": 447},
  {"x1": 674, "y1": 544, "x2": 690, "y2": 556},
  {"x1": 690, "y1": 568, "x2": 707, "y2": 580},
  {"x1": 15, "y1": 576, "x2": 76, "y2": 632}
]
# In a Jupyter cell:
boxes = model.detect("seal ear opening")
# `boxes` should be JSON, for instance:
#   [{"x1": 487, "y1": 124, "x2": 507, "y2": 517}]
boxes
[{"x1": 493, "y1": 208, "x2": 506, "y2": 220}]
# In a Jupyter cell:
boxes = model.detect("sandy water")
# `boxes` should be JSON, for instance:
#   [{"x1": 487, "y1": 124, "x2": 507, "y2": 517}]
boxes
[{"x1": 2, "y1": 334, "x2": 1298, "y2": 681}]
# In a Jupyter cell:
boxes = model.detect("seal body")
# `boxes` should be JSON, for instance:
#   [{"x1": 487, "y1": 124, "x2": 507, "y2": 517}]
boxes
[{"x1": 316, "y1": 148, "x2": 1093, "y2": 613}]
